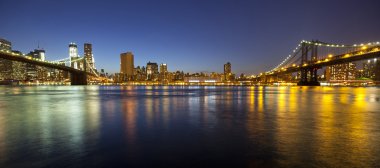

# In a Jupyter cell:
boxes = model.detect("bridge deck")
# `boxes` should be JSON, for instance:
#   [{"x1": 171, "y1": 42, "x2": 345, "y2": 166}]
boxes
[{"x1": 0, "y1": 51, "x2": 92, "y2": 75}]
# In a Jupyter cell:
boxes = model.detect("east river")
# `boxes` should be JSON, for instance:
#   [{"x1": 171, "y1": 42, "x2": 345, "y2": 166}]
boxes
[{"x1": 0, "y1": 86, "x2": 379, "y2": 167}]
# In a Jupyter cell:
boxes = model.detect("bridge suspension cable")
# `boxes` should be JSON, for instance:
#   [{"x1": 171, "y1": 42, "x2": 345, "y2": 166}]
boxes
[{"x1": 265, "y1": 40, "x2": 380, "y2": 75}]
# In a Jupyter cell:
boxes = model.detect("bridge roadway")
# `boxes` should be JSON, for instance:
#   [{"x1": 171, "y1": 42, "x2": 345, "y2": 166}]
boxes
[
  {"x1": 262, "y1": 46, "x2": 380, "y2": 76},
  {"x1": 0, "y1": 51, "x2": 91, "y2": 85}
]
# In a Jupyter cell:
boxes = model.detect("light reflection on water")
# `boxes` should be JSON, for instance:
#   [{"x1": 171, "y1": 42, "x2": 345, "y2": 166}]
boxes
[{"x1": 0, "y1": 86, "x2": 379, "y2": 167}]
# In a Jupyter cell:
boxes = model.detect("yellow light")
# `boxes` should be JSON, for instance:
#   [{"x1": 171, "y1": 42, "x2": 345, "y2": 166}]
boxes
[
  {"x1": 361, "y1": 46, "x2": 367, "y2": 50},
  {"x1": 292, "y1": 64, "x2": 296, "y2": 67},
  {"x1": 303, "y1": 63, "x2": 308, "y2": 66},
  {"x1": 325, "y1": 59, "x2": 329, "y2": 61},
  {"x1": 344, "y1": 54, "x2": 350, "y2": 57},
  {"x1": 328, "y1": 54, "x2": 333, "y2": 58}
]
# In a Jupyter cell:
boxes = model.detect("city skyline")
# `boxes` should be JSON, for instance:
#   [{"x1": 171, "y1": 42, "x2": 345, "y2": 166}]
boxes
[{"x1": 1, "y1": 0, "x2": 380, "y2": 74}]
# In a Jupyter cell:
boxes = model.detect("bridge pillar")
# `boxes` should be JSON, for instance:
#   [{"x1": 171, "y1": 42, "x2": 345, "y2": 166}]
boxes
[
  {"x1": 297, "y1": 67, "x2": 320, "y2": 86},
  {"x1": 70, "y1": 72, "x2": 87, "y2": 85}
]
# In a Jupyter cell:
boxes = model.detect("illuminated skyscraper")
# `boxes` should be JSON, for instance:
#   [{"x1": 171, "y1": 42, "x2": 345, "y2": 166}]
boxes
[
  {"x1": 326, "y1": 62, "x2": 357, "y2": 81},
  {"x1": 362, "y1": 59, "x2": 380, "y2": 80},
  {"x1": 224, "y1": 62, "x2": 231, "y2": 74},
  {"x1": 146, "y1": 62, "x2": 158, "y2": 80},
  {"x1": 160, "y1": 63, "x2": 168, "y2": 81},
  {"x1": 84, "y1": 43, "x2": 95, "y2": 70},
  {"x1": 224, "y1": 62, "x2": 232, "y2": 81},
  {"x1": 120, "y1": 52, "x2": 134, "y2": 80},
  {"x1": 69, "y1": 43, "x2": 79, "y2": 69},
  {"x1": 160, "y1": 63, "x2": 167, "y2": 74},
  {"x1": 26, "y1": 49, "x2": 46, "y2": 80},
  {"x1": 0, "y1": 38, "x2": 12, "y2": 80}
]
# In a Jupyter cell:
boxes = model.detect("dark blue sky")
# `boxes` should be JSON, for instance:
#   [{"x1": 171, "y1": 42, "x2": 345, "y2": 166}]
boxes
[{"x1": 1, "y1": 0, "x2": 380, "y2": 74}]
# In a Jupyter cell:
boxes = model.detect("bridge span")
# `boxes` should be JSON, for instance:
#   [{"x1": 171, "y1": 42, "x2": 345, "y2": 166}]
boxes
[{"x1": 0, "y1": 50, "x2": 94, "y2": 85}]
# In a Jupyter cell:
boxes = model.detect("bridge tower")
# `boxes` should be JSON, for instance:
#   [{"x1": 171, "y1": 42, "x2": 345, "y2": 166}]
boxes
[{"x1": 297, "y1": 41, "x2": 320, "y2": 86}]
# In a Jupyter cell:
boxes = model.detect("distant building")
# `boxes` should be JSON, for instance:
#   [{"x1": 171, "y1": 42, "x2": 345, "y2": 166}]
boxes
[
  {"x1": 362, "y1": 59, "x2": 380, "y2": 81},
  {"x1": 69, "y1": 43, "x2": 79, "y2": 69},
  {"x1": 146, "y1": 61, "x2": 158, "y2": 81},
  {"x1": 0, "y1": 38, "x2": 13, "y2": 80},
  {"x1": 224, "y1": 62, "x2": 231, "y2": 74},
  {"x1": 120, "y1": 52, "x2": 134, "y2": 81},
  {"x1": 26, "y1": 49, "x2": 46, "y2": 81},
  {"x1": 174, "y1": 71, "x2": 184, "y2": 81},
  {"x1": 84, "y1": 43, "x2": 95, "y2": 70},
  {"x1": 224, "y1": 62, "x2": 234, "y2": 81},
  {"x1": 326, "y1": 62, "x2": 357, "y2": 81},
  {"x1": 159, "y1": 63, "x2": 168, "y2": 82},
  {"x1": 184, "y1": 76, "x2": 221, "y2": 83},
  {"x1": 0, "y1": 38, "x2": 11, "y2": 50},
  {"x1": 11, "y1": 50, "x2": 27, "y2": 80}
]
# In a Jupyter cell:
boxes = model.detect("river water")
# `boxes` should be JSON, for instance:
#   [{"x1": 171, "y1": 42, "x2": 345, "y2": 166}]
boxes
[{"x1": 0, "y1": 86, "x2": 379, "y2": 167}]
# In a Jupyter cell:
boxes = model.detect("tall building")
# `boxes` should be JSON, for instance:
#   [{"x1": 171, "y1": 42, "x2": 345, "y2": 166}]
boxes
[
  {"x1": 363, "y1": 59, "x2": 380, "y2": 80},
  {"x1": 224, "y1": 62, "x2": 231, "y2": 74},
  {"x1": 120, "y1": 52, "x2": 134, "y2": 81},
  {"x1": 326, "y1": 62, "x2": 357, "y2": 81},
  {"x1": 84, "y1": 43, "x2": 95, "y2": 70},
  {"x1": 146, "y1": 61, "x2": 158, "y2": 80},
  {"x1": 0, "y1": 38, "x2": 12, "y2": 80},
  {"x1": 69, "y1": 43, "x2": 79, "y2": 69},
  {"x1": 160, "y1": 63, "x2": 168, "y2": 82},
  {"x1": 26, "y1": 49, "x2": 46, "y2": 80},
  {"x1": 224, "y1": 62, "x2": 233, "y2": 81}
]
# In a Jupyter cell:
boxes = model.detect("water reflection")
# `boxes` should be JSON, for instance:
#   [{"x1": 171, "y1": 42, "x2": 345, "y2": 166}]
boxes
[{"x1": 0, "y1": 86, "x2": 379, "y2": 167}]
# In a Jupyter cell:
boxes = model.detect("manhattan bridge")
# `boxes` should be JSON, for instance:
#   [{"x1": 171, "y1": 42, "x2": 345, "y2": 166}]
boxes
[{"x1": 254, "y1": 40, "x2": 380, "y2": 86}]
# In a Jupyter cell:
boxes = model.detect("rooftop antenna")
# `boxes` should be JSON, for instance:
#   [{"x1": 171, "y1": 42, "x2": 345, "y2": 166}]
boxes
[{"x1": 37, "y1": 41, "x2": 40, "y2": 49}]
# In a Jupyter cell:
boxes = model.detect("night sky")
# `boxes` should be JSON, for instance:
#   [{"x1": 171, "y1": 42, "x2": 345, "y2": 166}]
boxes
[{"x1": 1, "y1": 0, "x2": 380, "y2": 75}]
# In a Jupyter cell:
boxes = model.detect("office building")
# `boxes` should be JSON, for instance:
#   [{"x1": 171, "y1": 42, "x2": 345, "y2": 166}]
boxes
[
  {"x1": 0, "y1": 38, "x2": 12, "y2": 80},
  {"x1": 159, "y1": 63, "x2": 168, "y2": 82},
  {"x1": 26, "y1": 49, "x2": 46, "y2": 80},
  {"x1": 146, "y1": 61, "x2": 158, "y2": 81},
  {"x1": 362, "y1": 59, "x2": 380, "y2": 81},
  {"x1": 224, "y1": 62, "x2": 233, "y2": 81},
  {"x1": 84, "y1": 43, "x2": 95, "y2": 70},
  {"x1": 69, "y1": 42, "x2": 80, "y2": 69},
  {"x1": 326, "y1": 62, "x2": 357, "y2": 81},
  {"x1": 120, "y1": 52, "x2": 134, "y2": 75}
]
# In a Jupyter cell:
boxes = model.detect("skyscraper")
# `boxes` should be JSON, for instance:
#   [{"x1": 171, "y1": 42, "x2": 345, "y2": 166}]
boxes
[
  {"x1": 224, "y1": 62, "x2": 232, "y2": 81},
  {"x1": 69, "y1": 43, "x2": 79, "y2": 69},
  {"x1": 160, "y1": 63, "x2": 168, "y2": 82},
  {"x1": 224, "y1": 62, "x2": 231, "y2": 74},
  {"x1": 0, "y1": 38, "x2": 12, "y2": 80},
  {"x1": 326, "y1": 62, "x2": 357, "y2": 81},
  {"x1": 26, "y1": 49, "x2": 46, "y2": 80},
  {"x1": 160, "y1": 63, "x2": 167, "y2": 74},
  {"x1": 146, "y1": 62, "x2": 158, "y2": 80},
  {"x1": 84, "y1": 43, "x2": 95, "y2": 70},
  {"x1": 120, "y1": 52, "x2": 134, "y2": 77}
]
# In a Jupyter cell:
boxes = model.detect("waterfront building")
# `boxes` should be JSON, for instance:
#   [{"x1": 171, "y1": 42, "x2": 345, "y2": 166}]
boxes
[
  {"x1": 184, "y1": 76, "x2": 221, "y2": 83},
  {"x1": 362, "y1": 59, "x2": 379, "y2": 79},
  {"x1": 84, "y1": 43, "x2": 95, "y2": 70},
  {"x1": 326, "y1": 62, "x2": 357, "y2": 81},
  {"x1": 159, "y1": 63, "x2": 168, "y2": 82},
  {"x1": 174, "y1": 71, "x2": 184, "y2": 81},
  {"x1": 69, "y1": 43, "x2": 80, "y2": 69},
  {"x1": 120, "y1": 52, "x2": 134, "y2": 75},
  {"x1": 146, "y1": 61, "x2": 158, "y2": 81},
  {"x1": 224, "y1": 62, "x2": 234, "y2": 81},
  {"x1": 0, "y1": 38, "x2": 13, "y2": 80},
  {"x1": 26, "y1": 49, "x2": 46, "y2": 81}
]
